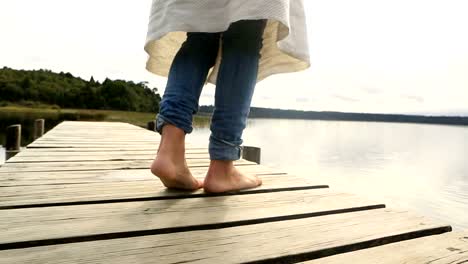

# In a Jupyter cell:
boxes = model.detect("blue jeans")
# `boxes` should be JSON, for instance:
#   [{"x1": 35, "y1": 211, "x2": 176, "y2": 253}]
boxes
[{"x1": 156, "y1": 19, "x2": 267, "y2": 160}]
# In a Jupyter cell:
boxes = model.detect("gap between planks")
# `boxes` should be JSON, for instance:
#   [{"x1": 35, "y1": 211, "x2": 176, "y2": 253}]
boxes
[
  {"x1": 0, "y1": 166, "x2": 327, "y2": 209},
  {"x1": 303, "y1": 231, "x2": 468, "y2": 264},
  {"x1": 0, "y1": 209, "x2": 452, "y2": 263},
  {"x1": 0, "y1": 159, "x2": 255, "y2": 173},
  {"x1": 0, "y1": 165, "x2": 285, "y2": 186},
  {"x1": 0, "y1": 189, "x2": 385, "y2": 250}
]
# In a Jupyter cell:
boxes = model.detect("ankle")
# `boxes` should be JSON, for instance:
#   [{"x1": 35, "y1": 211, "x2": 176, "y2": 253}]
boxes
[
  {"x1": 207, "y1": 160, "x2": 235, "y2": 177},
  {"x1": 162, "y1": 124, "x2": 186, "y2": 137},
  {"x1": 210, "y1": 160, "x2": 234, "y2": 168},
  {"x1": 158, "y1": 124, "x2": 186, "y2": 154}
]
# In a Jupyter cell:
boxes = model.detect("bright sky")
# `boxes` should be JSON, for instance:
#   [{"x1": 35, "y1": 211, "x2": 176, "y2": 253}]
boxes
[{"x1": 1, "y1": 0, "x2": 467, "y2": 115}]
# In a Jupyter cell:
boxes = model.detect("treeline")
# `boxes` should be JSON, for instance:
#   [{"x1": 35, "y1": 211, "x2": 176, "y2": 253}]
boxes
[
  {"x1": 198, "y1": 106, "x2": 468, "y2": 126},
  {"x1": 0, "y1": 67, "x2": 161, "y2": 112}
]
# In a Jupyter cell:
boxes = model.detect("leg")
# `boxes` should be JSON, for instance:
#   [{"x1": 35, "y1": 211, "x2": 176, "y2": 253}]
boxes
[
  {"x1": 204, "y1": 19, "x2": 267, "y2": 193},
  {"x1": 152, "y1": 32, "x2": 220, "y2": 190}
]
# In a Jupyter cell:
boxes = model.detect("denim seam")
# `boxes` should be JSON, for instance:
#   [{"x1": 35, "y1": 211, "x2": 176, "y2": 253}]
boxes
[
  {"x1": 156, "y1": 114, "x2": 193, "y2": 134},
  {"x1": 209, "y1": 135, "x2": 243, "y2": 160}
]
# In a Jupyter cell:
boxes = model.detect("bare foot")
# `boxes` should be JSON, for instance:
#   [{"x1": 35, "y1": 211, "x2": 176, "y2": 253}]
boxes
[
  {"x1": 151, "y1": 125, "x2": 202, "y2": 190},
  {"x1": 203, "y1": 160, "x2": 262, "y2": 193}
]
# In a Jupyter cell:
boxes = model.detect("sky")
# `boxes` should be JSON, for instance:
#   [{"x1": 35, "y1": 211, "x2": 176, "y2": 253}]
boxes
[{"x1": 1, "y1": 0, "x2": 467, "y2": 115}]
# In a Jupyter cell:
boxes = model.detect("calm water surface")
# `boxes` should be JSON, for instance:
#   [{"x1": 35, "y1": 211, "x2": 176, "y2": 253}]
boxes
[
  {"x1": 189, "y1": 119, "x2": 468, "y2": 230},
  {"x1": 1, "y1": 118, "x2": 467, "y2": 230}
]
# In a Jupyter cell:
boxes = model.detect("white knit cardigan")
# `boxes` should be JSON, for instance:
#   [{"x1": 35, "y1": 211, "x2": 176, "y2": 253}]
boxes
[{"x1": 145, "y1": 0, "x2": 310, "y2": 84}]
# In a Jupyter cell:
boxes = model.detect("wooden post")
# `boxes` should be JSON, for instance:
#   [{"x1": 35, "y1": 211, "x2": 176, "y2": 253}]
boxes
[
  {"x1": 6, "y1": 124, "x2": 21, "y2": 160},
  {"x1": 242, "y1": 146, "x2": 261, "y2": 164},
  {"x1": 33, "y1": 119, "x2": 45, "y2": 140},
  {"x1": 147, "y1": 121, "x2": 156, "y2": 132}
]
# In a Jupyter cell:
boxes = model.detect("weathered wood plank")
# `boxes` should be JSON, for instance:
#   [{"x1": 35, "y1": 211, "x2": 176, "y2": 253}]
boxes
[
  {"x1": 10, "y1": 149, "x2": 208, "y2": 157},
  {"x1": 43, "y1": 129, "x2": 155, "y2": 134},
  {"x1": 0, "y1": 189, "x2": 385, "y2": 249},
  {"x1": 20, "y1": 147, "x2": 206, "y2": 152},
  {"x1": 39, "y1": 127, "x2": 154, "y2": 135},
  {"x1": 50, "y1": 121, "x2": 146, "y2": 129},
  {"x1": 6, "y1": 153, "x2": 210, "y2": 163},
  {"x1": 0, "y1": 174, "x2": 322, "y2": 208},
  {"x1": 40, "y1": 132, "x2": 157, "y2": 136},
  {"x1": 33, "y1": 138, "x2": 159, "y2": 143},
  {"x1": 0, "y1": 165, "x2": 285, "y2": 186},
  {"x1": 43, "y1": 129, "x2": 156, "y2": 134},
  {"x1": 304, "y1": 232, "x2": 468, "y2": 264},
  {"x1": 33, "y1": 139, "x2": 160, "y2": 143},
  {"x1": 28, "y1": 142, "x2": 162, "y2": 147},
  {"x1": 0, "y1": 159, "x2": 255, "y2": 173},
  {"x1": 39, "y1": 133, "x2": 157, "y2": 138},
  {"x1": 27, "y1": 122, "x2": 161, "y2": 148},
  {"x1": 25, "y1": 143, "x2": 206, "y2": 149},
  {"x1": 0, "y1": 209, "x2": 451, "y2": 263}
]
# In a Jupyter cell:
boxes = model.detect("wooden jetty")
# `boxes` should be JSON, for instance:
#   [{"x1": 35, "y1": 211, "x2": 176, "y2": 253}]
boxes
[{"x1": 0, "y1": 121, "x2": 466, "y2": 263}]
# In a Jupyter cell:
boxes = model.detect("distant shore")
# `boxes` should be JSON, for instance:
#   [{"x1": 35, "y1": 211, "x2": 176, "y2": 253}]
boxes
[
  {"x1": 199, "y1": 106, "x2": 468, "y2": 126},
  {"x1": 1, "y1": 104, "x2": 467, "y2": 128},
  {"x1": 0, "y1": 105, "x2": 210, "y2": 128}
]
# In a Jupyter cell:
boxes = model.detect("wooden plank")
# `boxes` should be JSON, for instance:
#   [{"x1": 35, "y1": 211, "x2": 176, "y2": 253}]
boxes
[
  {"x1": 31, "y1": 140, "x2": 160, "y2": 144},
  {"x1": 40, "y1": 133, "x2": 157, "y2": 137},
  {"x1": 34, "y1": 134, "x2": 156, "y2": 138},
  {"x1": 6, "y1": 153, "x2": 210, "y2": 163},
  {"x1": 43, "y1": 130, "x2": 155, "y2": 134},
  {"x1": 43, "y1": 131, "x2": 147, "y2": 135},
  {"x1": 304, "y1": 232, "x2": 468, "y2": 264},
  {"x1": 51, "y1": 121, "x2": 145, "y2": 128},
  {"x1": 43, "y1": 127, "x2": 151, "y2": 132},
  {"x1": 43, "y1": 129, "x2": 155, "y2": 133},
  {"x1": 0, "y1": 165, "x2": 285, "y2": 186},
  {"x1": 0, "y1": 189, "x2": 385, "y2": 249},
  {"x1": 34, "y1": 138, "x2": 159, "y2": 143},
  {"x1": 0, "y1": 174, "x2": 323, "y2": 208},
  {"x1": 11, "y1": 149, "x2": 208, "y2": 157},
  {"x1": 34, "y1": 138, "x2": 160, "y2": 142},
  {"x1": 40, "y1": 127, "x2": 153, "y2": 135},
  {"x1": 0, "y1": 159, "x2": 255, "y2": 173},
  {"x1": 0, "y1": 209, "x2": 451, "y2": 263},
  {"x1": 28, "y1": 142, "x2": 162, "y2": 147},
  {"x1": 25, "y1": 143, "x2": 208, "y2": 149},
  {"x1": 20, "y1": 147, "x2": 206, "y2": 152},
  {"x1": 27, "y1": 122, "x2": 161, "y2": 148},
  {"x1": 57, "y1": 121, "x2": 139, "y2": 125}
]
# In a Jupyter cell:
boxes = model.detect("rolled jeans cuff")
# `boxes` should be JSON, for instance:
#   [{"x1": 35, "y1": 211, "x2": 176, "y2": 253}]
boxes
[
  {"x1": 209, "y1": 135, "x2": 243, "y2": 160},
  {"x1": 155, "y1": 114, "x2": 193, "y2": 135}
]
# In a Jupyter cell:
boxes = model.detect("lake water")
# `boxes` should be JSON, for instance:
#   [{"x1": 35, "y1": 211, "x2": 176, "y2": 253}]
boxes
[
  {"x1": 189, "y1": 119, "x2": 468, "y2": 230},
  {"x1": 1, "y1": 117, "x2": 467, "y2": 230}
]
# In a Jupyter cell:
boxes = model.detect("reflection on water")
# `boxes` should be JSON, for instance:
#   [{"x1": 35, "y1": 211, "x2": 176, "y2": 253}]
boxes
[{"x1": 190, "y1": 119, "x2": 468, "y2": 230}]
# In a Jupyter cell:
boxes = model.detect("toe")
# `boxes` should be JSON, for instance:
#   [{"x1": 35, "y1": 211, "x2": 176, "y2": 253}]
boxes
[
  {"x1": 256, "y1": 176, "x2": 262, "y2": 187},
  {"x1": 196, "y1": 179, "x2": 204, "y2": 189}
]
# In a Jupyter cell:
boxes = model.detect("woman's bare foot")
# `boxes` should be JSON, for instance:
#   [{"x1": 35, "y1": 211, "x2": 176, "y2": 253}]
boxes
[
  {"x1": 203, "y1": 160, "x2": 262, "y2": 193},
  {"x1": 151, "y1": 124, "x2": 202, "y2": 190}
]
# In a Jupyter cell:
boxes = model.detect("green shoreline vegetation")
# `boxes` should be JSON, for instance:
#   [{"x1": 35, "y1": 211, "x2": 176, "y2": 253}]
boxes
[
  {"x1": 0, "y1": 103, "x2": 210, "y2": 129},
  {"x1": 0, "y1": 66, "x2": 210, "y2": 129},
  {"x1": 0, "y1": 67, "x2": 161, "y2": 113}
]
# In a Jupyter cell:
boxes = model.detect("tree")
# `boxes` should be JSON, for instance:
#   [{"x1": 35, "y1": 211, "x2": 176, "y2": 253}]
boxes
[{"x1": 0, "y1": 67, "x2": 161, "y2": 112}]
